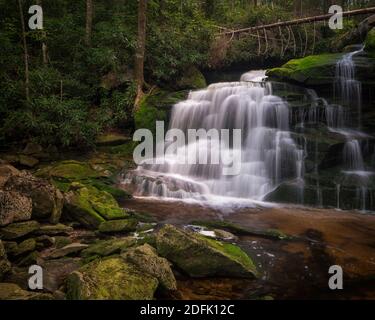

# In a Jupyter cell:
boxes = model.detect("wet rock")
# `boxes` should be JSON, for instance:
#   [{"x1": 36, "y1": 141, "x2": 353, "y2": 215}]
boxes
[
  {"x1": 0, "y1": 221, "x2": 40, "y2": 240},
  {"x1": 49, "y1": 243, "x2": 89, "y2": 259},
  {"x1": 0, "y1": 283, "x2": 53, "y2": 300},
  {"x1": 122, "y1": 244, "x2": 177, "y2": 291},
  {"x1": 81, "y1": 237, "x2": 135, "y2": 259},
  {"x1": 35, "y1": 224, "x2": 73, "y2": 236},
  {"x1": 0, "y1": 190, "x2": 32, "y2": 226},
  {"x1": 4, "y1": 172, "x2": 63, "y2": 224},
  {"x1": 213, "y1": 229, "x2": 237, "y2": 241},
  {"x1": 98, "y1": 219, "x2": 137, "y2": 234},
  {"x1": 66, "y1": 257, "x2": 159, "y2": 300},
  {"x1": 0, "y1": 240, "x2": 11, "y2": 280},
  {"x1": 156, "y1": 225, "x2": 258, "y2": 279}
]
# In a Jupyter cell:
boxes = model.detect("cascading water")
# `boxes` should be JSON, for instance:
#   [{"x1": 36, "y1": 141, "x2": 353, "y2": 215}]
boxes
[{"x1": 124, "y1": 77, "x2": 304, "y2": 205}]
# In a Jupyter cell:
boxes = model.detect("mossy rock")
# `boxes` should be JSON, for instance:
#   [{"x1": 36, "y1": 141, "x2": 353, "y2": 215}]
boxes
[
  {"x1": 14, "y1": 238, "x2": 36, "y2": 256},
  {"x1": 66, "y1": 257, "x2": 159, "y2": 300},
  {"x1": 98, "y1": 219, "x2": 138, "y2": 234},
  {"x1": 35, "y1": 223, "x2": 73, "y2": 236},
  {"x1": 81, "y1": 237, "x2": 136, "y2": 259},
  {"x1": 96, "y1": 133, "x2": 131, "y2": 147},
  {"x1": 365, "y1": 28, "x2": 375, "y2": 56},
  {"x1": 49, "y1": 243, "x2": 89, "y2": 259},
  {"x1": 0, "y1": 221, "x2": 40, "y2": 240},
  {"x1": 134, "y1": 89, "x2": 188, "y2": 134},
  {"x1": 37, "y1": 160, "x2": 99, "y2": 180},
  {"x1": 0, "y1": 283, "x2": 53, "y2": 300},
  {"x1": 122, "y1": 244, "x2": 177, "y2": 291},
  {"x1": 64, "y1": 185, "x2": 128, "y2": 229},
  {"x1": 267, "y1": 53, "x2": 344, "y2": 86},
  {"x1": 176, "y1": 66, "x2": 207, "y2": 90},
  {"x1": 156, "y1": 225, "x2": 258, "y2": 278}
]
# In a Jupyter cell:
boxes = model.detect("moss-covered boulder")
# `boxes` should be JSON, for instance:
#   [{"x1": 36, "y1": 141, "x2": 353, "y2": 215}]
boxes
[
  {"x1": 156, "y1": 225, "x2": 258, "y2": 279},
  {"x1": 14, "y1": 238, "x2": 37, "y2": 256},
  {"x1": 134, "y1": 89, "x2": 188, "y2": 134},
  {"x1": 0, "y1": 221, "x2": 40, "y2": 240},
  {"x1": 98, "y1": 219, "x2": 137, "y2": 234},
  {"x1": 64, "y1": 184, "x2": 128, "y2": 229},
  {"x1": 266, "y1": 53, "x2": 343, "y2": 86},
  {"x1": 4, "y1": 171, "x2": 63, "y2": 224},
  {"x1": 122, "y1": 244, "x2": 177, "y2": 291},
  {"x1": 81, "y1": 237, "x2": 136, "y2": 259},
  {"x1": 365, "y1": 28, "x2": 375, "y2": 54},
  {"x1": 0, "y1": 283, "x2": 53, "y2": 300},
  {"x1": 176, "y1": 66, "x2": 207, "y2": 90},
  {"x1": 66, "y1": 257, "x2": 159, "y2": 300},
  {"x1": 0, "y1": 240, "x2": 11, "y2": 280},
  {"x1": 0, "y1": 191, "x2": 32, "y2": 226}
]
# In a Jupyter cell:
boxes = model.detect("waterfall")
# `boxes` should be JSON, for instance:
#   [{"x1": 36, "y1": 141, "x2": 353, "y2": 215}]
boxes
[{"x1": 125, "y1": 80, "x2": 304, "y2": 204}]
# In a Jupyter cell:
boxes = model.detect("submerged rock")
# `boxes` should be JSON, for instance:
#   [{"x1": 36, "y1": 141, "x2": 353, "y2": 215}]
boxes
[
  {"x1": 156, "y1": 225, "x2": 258, "y2": 279},
  {"x1": 122, "y1": 244, "x2": 177, "y2": 291},
  {"x1": 66, "y1": 257, "x2": 159, "y2": 300}
]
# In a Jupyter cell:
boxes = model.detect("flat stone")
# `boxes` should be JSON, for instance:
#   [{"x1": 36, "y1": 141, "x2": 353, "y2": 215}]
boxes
[
  {"x1": 49, "y1": 243, "x2": 89, "y2": 259},
  {"x1": 0, "y1": 221, "x2": 40, "y2": 240}
]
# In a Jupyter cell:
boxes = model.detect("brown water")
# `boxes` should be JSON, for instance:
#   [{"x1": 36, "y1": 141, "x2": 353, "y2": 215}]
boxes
[{"x1": 124, "y1": 198, "x2": 375, "y2": 300}]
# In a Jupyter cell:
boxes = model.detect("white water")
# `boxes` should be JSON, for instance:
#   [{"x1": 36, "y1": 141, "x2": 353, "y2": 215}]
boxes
[{"x1": 125, "y1": 79, "x2": 304, "y2": 205}]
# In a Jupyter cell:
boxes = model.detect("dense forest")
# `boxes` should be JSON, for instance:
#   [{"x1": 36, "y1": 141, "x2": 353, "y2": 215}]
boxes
[{"x1": 0, "y1": 0, "x2": 374, "y2": 149}]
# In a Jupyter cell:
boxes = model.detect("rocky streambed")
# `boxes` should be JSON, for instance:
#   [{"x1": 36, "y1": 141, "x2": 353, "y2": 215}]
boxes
[{"x1": 0, "y1": 139, "x2": 374, "y2": 300}]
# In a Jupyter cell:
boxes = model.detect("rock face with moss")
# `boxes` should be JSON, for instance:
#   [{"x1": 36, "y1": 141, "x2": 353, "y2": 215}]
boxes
[
  {"x1": 156, "y1": 225, "x2": 258, "y2": 278},
  {"x1": 176, "y1": 66, "x2": 207, "y2": 90},
  {"x1": 122, "y1": 244, "x2": 177, "y2": 291},
  {"x1": 66, "y1": 257, "x2": 159, "y2": 300},
  {"x1": 266, "y1": 53, "x2": 344, "y2": 86},
  {"x1": 64, "y1": 183, "x2": 128, "y2": 229}
]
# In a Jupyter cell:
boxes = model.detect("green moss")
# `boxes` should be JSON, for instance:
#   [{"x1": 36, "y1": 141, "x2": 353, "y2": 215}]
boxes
[
  {"x1": 267, "y1": 53, "x2": 344, "y2": 85},
  {"x1": 81, "y1": 238, "x2": 136, "y2": 258},
  {"x1": 66, "y1": 257, "x2": 159, "y2": 300},
  {"x1": 37, "y1": 160, "x2": 99, "y2": 180},
  {"x1": 176, "y1": 66, "x2": 207, "y2": 89},
  {"x1": 365, "y1": 28, "x2": 375, "y2": 57},
  {"x1": 0, "y1": 221, "x2": 40, "y2": 240},
  {"x1": 96, "y1": 133, "x2": 130, "y2": 147},
  {"x1": 98, "y1": 219, "x2": 137, "y2": 234}
]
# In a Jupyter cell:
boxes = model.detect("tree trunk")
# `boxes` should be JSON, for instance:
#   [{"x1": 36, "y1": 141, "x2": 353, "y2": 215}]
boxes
[
  {"x1": 134, "y1": 0, "x2": 147, "y2": 110},
  {"x1": 85, "y1": 0, "x2": 93, "y2": 46},
  {"x1": 36, "y1": 0, "x2": 48, "y2": 65},
  {"x1": 17, "y1": 0, "x2": 30, "y2": 102}
]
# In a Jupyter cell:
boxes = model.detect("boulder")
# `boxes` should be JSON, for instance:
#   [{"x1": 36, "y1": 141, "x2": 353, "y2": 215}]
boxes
[
  {"x1": 18, "y1": 155, "x2": 39, "y2": 168},
  {"x1": 0, "y1": 221, "x2": 40, "y2": 240},
  {"x1": 122, "y1": 244, "x2": 177, "y2": 291},
  {"x1": 49, "y1": 243, "x2": 89, "y2": 259},
  {"x1": 66, "y1": 257, "x2": 159, "y2": 300},
  {"x1": 98, "y1": 219, "x2": 137, "y2": 234},
  {"x1": 176, "y1": 66, "x2": 207, "y2": 90},
  {"x1": 64, "y1": 184, "x2": 127, "y2": 229},
  {"x1": 39, "y1": 257, "x2": 81, "y2": 293},
  {"x1": 156, "y1": 225, "x2": 258, "y2": 279},
  {"x1": 0, "y1": 283, "x2": 52, "y2": 300},
  {"x1": 4, "y1": 172, "x2": 63, "y2": 224},
  {"x1": 0, "y1": 164, "x2": 20, "y2": 188},
  {"x1": 365, "y1": 27, "x2": 375, "y2": 56},
  {"x1": 0, "y1": 240, "x2": 11, "y2": 280},
  {"x1": 81, "y1": 237, "x2": 135, "y2": 259},
  {"x1": 13, "y1": 238, "x2": 36, "y2": 256},
  {"x1": 0, "y1": 191, "x2": 32, "y2": 226},
  {"x1": 23, "y1": 142, "x2": 43, "y2": 156},
  {"x1": 96, "y1": 133, "x2": 131, "y2": 147}
]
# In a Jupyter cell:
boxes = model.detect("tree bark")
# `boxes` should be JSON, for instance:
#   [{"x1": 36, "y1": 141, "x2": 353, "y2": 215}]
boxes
[
  {"x1": 85, "y1": 0, "x2": 93, "y2": 46},
  {"x1": 134, "y1": 0, "x2": 147, "y2": 110},
  {"x1": 219, "y1": 6, "x2": 375, "y2": 36},
  {"x1": 17, "y1": 0, "x2": 30, "y2": 102}
]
